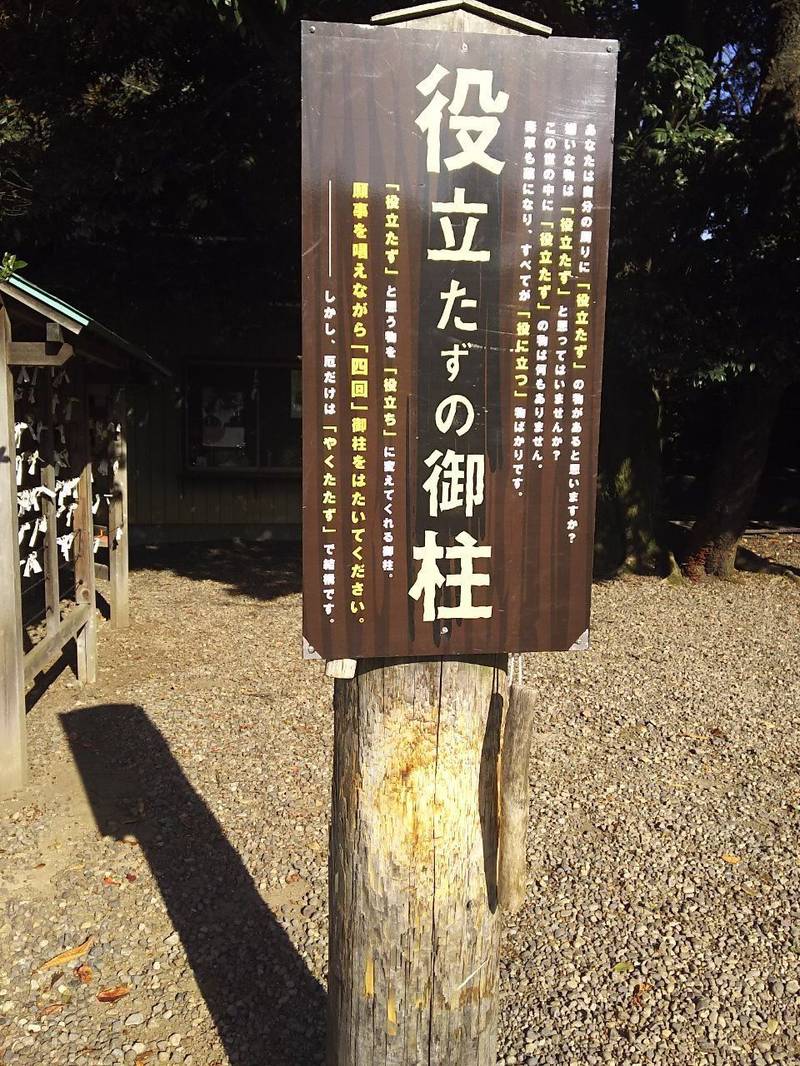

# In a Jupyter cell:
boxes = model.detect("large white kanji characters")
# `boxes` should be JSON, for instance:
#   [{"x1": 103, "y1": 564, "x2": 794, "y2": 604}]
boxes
[
  {"x1": 408, "y1": 530, "x2": 492, "y2": 621},
  {"x1": 415, "y1": 65, "x2": 510, "y2": 174},
  {"x1": 422, "y1": 449, "x2": 485, "y2": 518}
]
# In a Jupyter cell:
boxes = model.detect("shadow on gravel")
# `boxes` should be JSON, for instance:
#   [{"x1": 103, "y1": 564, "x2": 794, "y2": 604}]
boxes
[
  {"x1": 736, "y1": 543, "x2": 800, "y2": 577},
  {"x1": 60, "y1": 704, "x2": 326, "y2": 1066},
  {"x1": 130, "y1": 542, "x2": 302, "y2": 603}
]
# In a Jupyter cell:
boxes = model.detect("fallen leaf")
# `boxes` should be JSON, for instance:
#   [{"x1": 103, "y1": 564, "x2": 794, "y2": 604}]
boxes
[
  {"x1": 102, "y1": 876, "x2": 121, "y2": 887},
  {"x1": 37, "y1": 936, "x2": 94, "y2": 972},
  {"x1": 612, "y1": 960, "x2": 634, "y2": 974},
  {"x1": 75, "y1": 964, "x2": 93, "y2": 985},
  {"x1": 125, "y1": 873, "x2": 137, "y2": 883},
  {"x1": 41, "y1": 1003, "x2": 64, "y2": 1016},
  {"x1": 721, "y1": 853, "x2": 742, "y2": 865},
  {"x1": 96, "y1": 984, "x2": 130, "y2": 1003},
  {"x1": 631, "y1": 981, "x2": 652, "y2": 1007},
  {"x1": 134, "y1": 1053, "x2": 153, "y2": 1066}
]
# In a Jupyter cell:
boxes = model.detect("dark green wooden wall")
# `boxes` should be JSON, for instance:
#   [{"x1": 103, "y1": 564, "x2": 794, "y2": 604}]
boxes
[{"x1": 127, "y1": 383, "x2": 301, "y2": 541}]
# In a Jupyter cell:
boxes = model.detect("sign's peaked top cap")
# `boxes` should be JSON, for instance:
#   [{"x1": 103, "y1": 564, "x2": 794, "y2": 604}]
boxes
[{"x1": 371, "y1": 0, "x2": 552, "y2": 35}]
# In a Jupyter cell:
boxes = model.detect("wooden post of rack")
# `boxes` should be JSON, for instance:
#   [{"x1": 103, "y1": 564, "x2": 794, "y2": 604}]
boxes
[
  {"x1": 73, "y1": 363, "x2": 97, "y2": 684},
  {"x1": 0, "y1": 305, "x2": 27, "y2": 794},
  {"x1": 41, "y1": 369, "x2": 61, "y2": 637},
  {"x1": 108, "y1": 386, "x2": 129, "y2": 629}
]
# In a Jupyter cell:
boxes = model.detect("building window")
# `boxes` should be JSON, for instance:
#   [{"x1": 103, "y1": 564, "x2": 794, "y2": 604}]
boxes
[{"x1": 186, "y1": 362, "x2": 301, "y2": 472}]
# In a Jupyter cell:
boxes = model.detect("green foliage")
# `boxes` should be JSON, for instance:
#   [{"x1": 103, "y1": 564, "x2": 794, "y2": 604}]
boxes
[
  {"x1": 1, "y1": 0, "x2": 794, "y2": 566},
  {"x1": 207, "y1": 0, "x2": 287, "y2": 33},
  {"x1": 626, "y1": 35, "x2": 732, "y2": 176},
  {"x1": 0, "y1": 0, "x2": 307, "y2": 340},
  {"x1": 0, "y1": 252, "x2": 27, "y2": 282},
  {"x1": 600, "y1": 4, "x2": 800, "y2": 398},
  {"x1": 575, "y1": 0, "x2": 800, "y2": 563}
]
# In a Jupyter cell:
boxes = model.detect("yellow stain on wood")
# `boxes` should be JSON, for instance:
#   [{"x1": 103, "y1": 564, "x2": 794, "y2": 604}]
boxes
[
  {"x1": 387, "y1": 989, "x2": 398, "y2": 1037},
  {"x1": 458, "y1": 983, "x2": 483, "y2": 1007},
  {"x1": 375, "y1": 718, "x2": 438, "y2": 870},
  {"x1": 364, "y1": 955, "x2": 374, "y2": 997},
  {"x1": 373, "y1": 709, "x2": 484, "y2": 903}
]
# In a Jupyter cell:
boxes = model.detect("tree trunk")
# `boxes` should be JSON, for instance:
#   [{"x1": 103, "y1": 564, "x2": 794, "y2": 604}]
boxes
[
  {"x1": 683, "y1": 1, "x2": 800, "y2": 580},
  {"x1": 328, "y1": 656, "x2": 506, "y2": 1066},
  {"x1": 595, "y1": 361, "x2": 665, "y2": 575},
  {"x1": 759, "y1": 0, "x2": 800, "y2": 125},
  {"x1": 683, "y1": 374, "x2": 786, "y2": 579}
]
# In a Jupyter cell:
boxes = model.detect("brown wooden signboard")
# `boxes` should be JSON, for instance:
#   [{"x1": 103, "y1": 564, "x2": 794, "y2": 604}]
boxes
[{"x1": 302, "y1": 20, "x2": 618, "y2": 660}]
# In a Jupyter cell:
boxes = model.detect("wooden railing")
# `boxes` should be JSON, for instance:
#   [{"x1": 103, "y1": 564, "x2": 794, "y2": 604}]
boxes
[{"x1": 1, "y1": 300, "x2": 130, "y2": 794}]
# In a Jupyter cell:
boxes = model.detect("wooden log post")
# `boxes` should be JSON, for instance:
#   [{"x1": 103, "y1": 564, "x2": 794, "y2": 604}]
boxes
[
  {"x1": 108, "y1": 386, "x2": 129, "y2": 630},
  {"x1": 497, "y1": 683, "x2": 537, "y2": 914},
  {"x1": 0, "y1": 305, "x2": 27, "y2": 794},
  {"x1": 322, "y1": 9, "x2": 555, "y2": 1062},
  {"x1": 73, "y1": 364, "x2": 97, "y2": 684},
  {"x1": 328, "y1": 655, "x2": 507, "y2": 1065},
  {"x1": 41, "y1": 370, "x2": 61, "y2": 637}
]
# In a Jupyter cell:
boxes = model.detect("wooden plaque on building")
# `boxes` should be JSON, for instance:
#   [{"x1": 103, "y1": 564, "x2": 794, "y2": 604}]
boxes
[{"x1": 301, "y1": 19, "x2": 618, "y2": 659}]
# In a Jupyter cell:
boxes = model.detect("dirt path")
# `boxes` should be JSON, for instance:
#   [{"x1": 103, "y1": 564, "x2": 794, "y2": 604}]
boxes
[{"x1": 1, "y1": 535, "x2": 798, "y2": 1065}]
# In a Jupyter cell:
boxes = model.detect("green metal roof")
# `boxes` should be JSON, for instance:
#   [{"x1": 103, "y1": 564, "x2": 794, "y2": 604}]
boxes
[{"x1": 3, "y1": 273, "x2": 91, "y2": 329}]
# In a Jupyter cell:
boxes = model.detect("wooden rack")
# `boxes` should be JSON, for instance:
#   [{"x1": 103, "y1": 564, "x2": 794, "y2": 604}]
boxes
[{"x1": 0, "y1": 277, "x2": 167, "y2": 794}]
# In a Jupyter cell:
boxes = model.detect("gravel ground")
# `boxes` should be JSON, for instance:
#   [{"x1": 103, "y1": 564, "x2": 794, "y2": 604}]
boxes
[{"x1": 1, "y1": 534, "x2": 798, "y2": 1066}]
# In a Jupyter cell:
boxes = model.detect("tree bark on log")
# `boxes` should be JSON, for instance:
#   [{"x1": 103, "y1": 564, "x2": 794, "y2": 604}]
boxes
[
  {"x1": 328, "y1": 656, "x2": 506, "y2": 1066},
  {"x1": 497, "y1": 684, "x2": 537, "y2": 914}
]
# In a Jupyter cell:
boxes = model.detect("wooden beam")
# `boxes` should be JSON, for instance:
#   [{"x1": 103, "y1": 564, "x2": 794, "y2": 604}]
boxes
[
  {"x1": 23, "y1": 603, "x2": 90, "y2": 685},
  {"x1": 108, "y1": 387, "x2": 129, "y2": 629},
  {"x1": 41, "y1": 371, "x2": 60, "y2": 636},
  {"x1": 72, "y1": 363, "x2": 97, "y2": 684},
  {"x1": 0, "y1": 305, "x2": 27, "y2": 795},
  {"x1": 372, "y1": 0, "x2": 551, "y2": 34},
  {"x1": 497, "y1": 683, "x2": 537, "y2": 913},
  {"x1": 0, "y1": 280, "x2": 85, "y2": 335},
  {"x1": 325, "y1": 658, "x2": 357, "y2": 679},
  {"x1": 8, "y1": 341, "x2": 74, "y2": 367}
]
